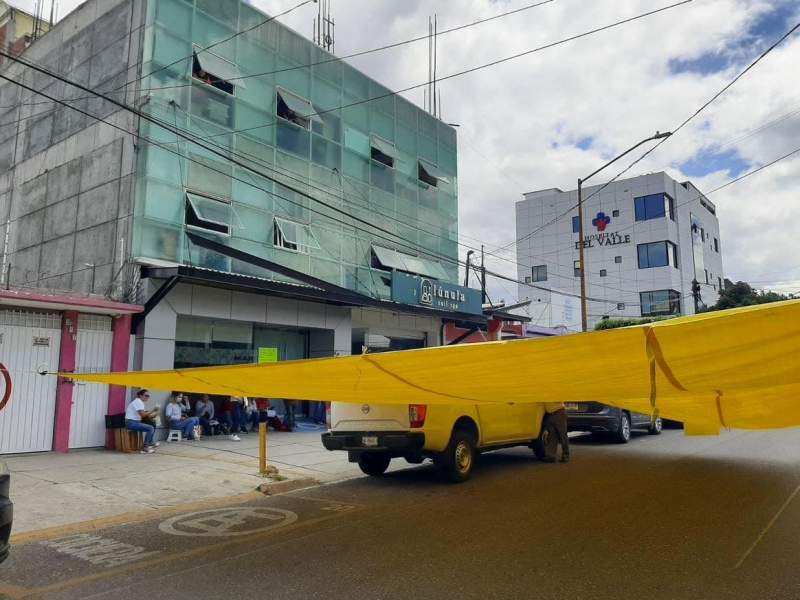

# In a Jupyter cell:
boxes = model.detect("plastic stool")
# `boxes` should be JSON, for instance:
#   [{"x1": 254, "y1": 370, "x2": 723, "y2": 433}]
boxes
[{"x1": 166, "y1": 429, "x2": 182, "y2": 442}]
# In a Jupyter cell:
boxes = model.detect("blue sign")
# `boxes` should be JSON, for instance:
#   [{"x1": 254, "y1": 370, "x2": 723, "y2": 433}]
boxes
[{"x1": 391, "y1": 272, "x2": 483, "y2": 315}]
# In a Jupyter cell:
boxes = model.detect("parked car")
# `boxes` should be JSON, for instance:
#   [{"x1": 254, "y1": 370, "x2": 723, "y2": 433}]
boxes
[
  {"x1": 0, "y1": 462, "x2": 11, "y2": 564},
  {"x1": 322, "y1": 402, "x2": 562, "y2": 483},
  {"x1": 566, "y1": 402, "x2": 661, "y2": 443}
]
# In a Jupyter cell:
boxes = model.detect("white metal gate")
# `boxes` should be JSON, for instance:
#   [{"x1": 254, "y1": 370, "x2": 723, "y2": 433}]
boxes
[
  {"x1": 0, "y1": 310, "x2": 62, "y2": 454},
  {"x1": 69, "y1": 315, "x2": 113, "y2": 449}
]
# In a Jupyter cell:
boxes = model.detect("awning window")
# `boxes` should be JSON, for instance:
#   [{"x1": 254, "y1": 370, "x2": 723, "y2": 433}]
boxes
[
  {"x1": 418, "y1": 160, "x2": 449, "y2": 187},
  {"x1": 277, "y1": 88, "x2": 322, "y2": 128},
  {"x1": 372, "y1": 245, "x2": 449, "y2": 280},
  {"x1": 192, "y1": 49, "x2": 242, "y2": 94},
  {"x1": 274, "y1": 217, "x2": 320, "y2": 254},
  {"x1": 186, "y1": 192, "x2": 232, "y2": 236},
  {"x1": 370, "y1": 135, "x2": 397, "y2": 168}
]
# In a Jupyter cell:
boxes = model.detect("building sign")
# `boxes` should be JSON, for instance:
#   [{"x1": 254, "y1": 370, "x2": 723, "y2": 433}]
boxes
[
  {"x1": 575, "y1": 213, "x2": 631, "y2": 249},
  {"x1": 391, "y1": 272, "x2": 482, "y2": 315}
]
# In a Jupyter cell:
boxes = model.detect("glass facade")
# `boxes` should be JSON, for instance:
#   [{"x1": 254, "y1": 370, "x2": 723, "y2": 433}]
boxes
[
  {"x1": 637, "y1": 241, "x2": 678, "y2": 269},
  {"x1": 634, "y1": 193, "x2": 675, "y2": 222},
  {"x1": 134, "y1": 0, "x2": 459, "y2": 301}
]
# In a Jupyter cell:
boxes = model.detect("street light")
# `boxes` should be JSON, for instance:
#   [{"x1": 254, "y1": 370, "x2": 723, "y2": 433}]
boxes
[{"x1": 576, "y1": 131, "x2": 671, "y2": 332}]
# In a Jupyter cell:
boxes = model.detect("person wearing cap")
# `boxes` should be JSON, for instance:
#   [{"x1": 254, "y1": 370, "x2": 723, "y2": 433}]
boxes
[{"x1": 125, "y1": 389, "x2": 160, "y2": 453}]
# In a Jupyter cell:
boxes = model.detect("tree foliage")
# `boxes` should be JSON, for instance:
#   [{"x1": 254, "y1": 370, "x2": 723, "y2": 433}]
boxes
[
  {"x1": 594, "y1": 317, "x2": 668, "y2": 331},
  {"x1": 708, "y1": 281, "x2": 793, "y2": 311}
]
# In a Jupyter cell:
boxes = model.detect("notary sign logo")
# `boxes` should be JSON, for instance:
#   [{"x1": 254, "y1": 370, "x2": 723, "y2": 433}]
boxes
[{"x1": 576, "y1": 212, "x2": 631, "y2": 250}]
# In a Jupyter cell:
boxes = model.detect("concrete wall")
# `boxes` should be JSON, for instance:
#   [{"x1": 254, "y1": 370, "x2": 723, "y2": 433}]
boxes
[{"x1": 0, "y1": 0, "x2": 146, "y2": 299}]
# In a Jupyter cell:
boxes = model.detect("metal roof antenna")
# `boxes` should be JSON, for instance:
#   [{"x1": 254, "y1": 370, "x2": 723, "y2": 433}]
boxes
[{"x1": 314, "y1": 0, "x2": 335, "y2": 53}]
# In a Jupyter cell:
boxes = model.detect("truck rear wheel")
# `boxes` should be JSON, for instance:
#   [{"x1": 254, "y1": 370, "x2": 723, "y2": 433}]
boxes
[
  {"x1": 435, "y1": 429, "x2": 475, "y2": 483},
  {"x1": 357, "y1": 452, "x2": 391, "y2": 476}
]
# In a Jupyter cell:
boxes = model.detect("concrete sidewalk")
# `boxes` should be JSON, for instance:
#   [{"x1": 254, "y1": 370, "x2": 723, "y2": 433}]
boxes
[{"x1": 4, "y1": 429, "x2": 374, "y2": 536}]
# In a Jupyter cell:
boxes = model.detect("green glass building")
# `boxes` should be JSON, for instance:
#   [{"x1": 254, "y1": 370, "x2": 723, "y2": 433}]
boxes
[{"x1": 134, "y1": 0, "x2": 459, "y2": 298}]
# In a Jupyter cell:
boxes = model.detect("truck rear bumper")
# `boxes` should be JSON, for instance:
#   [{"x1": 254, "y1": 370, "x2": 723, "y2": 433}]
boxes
[{"x1": 321, "y1": 431, "x2": 425, "y2": 454}]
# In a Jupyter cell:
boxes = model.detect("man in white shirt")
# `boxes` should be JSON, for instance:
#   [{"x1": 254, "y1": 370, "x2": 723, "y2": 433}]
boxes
[
  {"x1": 166, "y1": 393, "x2": 200, "y2": 440},
  {"x1": 125, "y1": 389, "x2": 160, "y2": 453}
]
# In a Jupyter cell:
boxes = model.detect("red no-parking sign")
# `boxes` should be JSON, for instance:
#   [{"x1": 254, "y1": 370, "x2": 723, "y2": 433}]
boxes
[{"x1": 0, "y1": 362, "x2": 11, "y2": 412}]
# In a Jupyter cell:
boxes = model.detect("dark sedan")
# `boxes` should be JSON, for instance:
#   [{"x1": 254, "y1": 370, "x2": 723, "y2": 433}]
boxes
[
  {"x1": 0, "y1": 462, "x2": 11, "y2": 563},
  {"x1": 566, "y1": 402, "x2": 661, "y2": 443}
]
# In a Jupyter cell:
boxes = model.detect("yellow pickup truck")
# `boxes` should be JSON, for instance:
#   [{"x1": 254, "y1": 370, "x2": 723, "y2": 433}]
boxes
[{"x1": 321, "y1": 401, "x2": 561, "y2": 482}]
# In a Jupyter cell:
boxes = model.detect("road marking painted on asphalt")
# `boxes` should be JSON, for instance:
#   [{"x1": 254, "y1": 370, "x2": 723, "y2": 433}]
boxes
[
  {"x1": 40, "y1": 533, "x2": 160, "y2": 567},
  {"x1": 734, "y1": 481, "x2": 800, "y2": 569},
  {"x1": 159, "y1": 506, "x2": 298, "y2": 537},
  {"x1": 321, "y1": 504, "x2": 357, "y2": 512}
]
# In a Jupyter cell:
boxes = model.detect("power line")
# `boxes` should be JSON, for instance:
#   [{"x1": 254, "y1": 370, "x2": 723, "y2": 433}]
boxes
[{"x1": 0, "y1": 0, "x2": 556, "y2": 112}]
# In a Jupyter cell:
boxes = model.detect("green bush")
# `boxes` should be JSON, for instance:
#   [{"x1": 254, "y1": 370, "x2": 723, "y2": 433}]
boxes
[{"x1": 594, "y1": 317, "x2": 668, "y2": 331}]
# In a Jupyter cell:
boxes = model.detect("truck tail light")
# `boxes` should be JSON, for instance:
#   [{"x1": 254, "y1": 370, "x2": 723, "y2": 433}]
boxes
[{"x1": 409, "y1": 404, "x2": 427, "y2": 428}]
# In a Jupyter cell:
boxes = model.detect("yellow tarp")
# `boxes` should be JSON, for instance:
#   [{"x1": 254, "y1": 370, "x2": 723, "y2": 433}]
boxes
[{"x1": 64, "y1": 300, "x2": 800, "y2": 433}]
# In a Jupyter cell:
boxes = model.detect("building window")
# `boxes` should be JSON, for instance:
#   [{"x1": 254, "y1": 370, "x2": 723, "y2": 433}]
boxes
[
  {"x1": 418, "y1": 160, "x2": 449, "y2": 188},
  {"x1": 524, "y1": 276, "x2": 532, "y2": 284},
  {"x1": 599, "y1": 269, "x2": 607, "y2": 277},
  {"x1": 704, "y1": 269, "x2": 709, "y2": 284},
  {"x1": 637, "y1": 241, "x2": 678, "y2": 269},
  {"x1": 634, "y1": 193, "x2": 674, "y2": 222},
  {"x1": 276, "y1": 88, "x2": 317, "y2": 130},
  {"x1": 273, "y1": 217, "x2": 321, "y2": 254},
  {"x1": 185, "y1": 192, "x2": 232, "y2": 236},
  {"x1": 572, "y1": 215, "x2": 580, "y2": 233},
  {"x1": 714, "y1": 237, "x2": 719, "y2": 252},
  {"x1": 371, "y1": 135, "x2": 396, "y2": 168},
  {"x1": 718, "y1": 276, "x2": 723, "y2": 290},
  {"x1": 617, "y1": 302, "x2": 625, "y2": 311},
  {"x1": 573, "y1": 260, "x2": 581, "y2": 278},
  {"x1": 614, "y1": 255, "x2": 622, "y2": 264},
  {"x1": 700, "y1": 227, "x2": 705, "y2": 241},
  {"x1": 192, "y1": 49, "x2": 239, "y2": 95},
  {"x1": 640, "y1": 289, "x2": 681, "y2": 317},
  {"x1": 612, "y1": 209, "x2": 619, "y2": 217},
  {"x1": 531, "y1": 264, "x2": 547, "y2": 282}
]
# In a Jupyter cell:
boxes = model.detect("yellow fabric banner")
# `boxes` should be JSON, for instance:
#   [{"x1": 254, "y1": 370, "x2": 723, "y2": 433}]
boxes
[{"x1": 64, "y1": 300, "x2": 800, "y2": 433}]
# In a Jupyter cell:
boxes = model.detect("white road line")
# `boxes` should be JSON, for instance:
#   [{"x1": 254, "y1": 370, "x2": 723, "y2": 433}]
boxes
[{"x1": 734, "y1": 481, "x2": 800, "y2": 569}]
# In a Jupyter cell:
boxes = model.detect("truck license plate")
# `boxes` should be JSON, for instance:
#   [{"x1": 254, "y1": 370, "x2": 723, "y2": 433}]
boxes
[{"x1": 362, "y1": 436, "x2": 378, "y2": 447}]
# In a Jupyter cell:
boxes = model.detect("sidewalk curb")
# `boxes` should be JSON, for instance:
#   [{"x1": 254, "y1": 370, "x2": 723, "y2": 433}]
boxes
[
  {"x1": 257, "y1": 477, "x2": 318, "y2": 495},
  {"x1": 10, "y1": 476, "x2": 319, "y2": 546}
]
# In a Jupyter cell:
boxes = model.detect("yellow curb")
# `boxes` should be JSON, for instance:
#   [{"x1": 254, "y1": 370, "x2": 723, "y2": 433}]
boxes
[{"x1": 10, "y1": 490, "x2": 263, "y2": 545}]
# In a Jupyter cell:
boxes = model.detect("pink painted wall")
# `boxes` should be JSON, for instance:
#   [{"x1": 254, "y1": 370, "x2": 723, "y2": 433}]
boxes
[
  {"x1": 52, "y1": 311, "x2": 78, "y2": 453},
  {"x1": 105, "y1": 314, "x2": 132, "y2": 449}
]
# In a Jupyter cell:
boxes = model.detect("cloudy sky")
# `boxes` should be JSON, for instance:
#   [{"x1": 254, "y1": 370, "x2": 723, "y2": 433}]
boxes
[{"x1": 14, "y1": 0, "x2": 800, "y2": 303}]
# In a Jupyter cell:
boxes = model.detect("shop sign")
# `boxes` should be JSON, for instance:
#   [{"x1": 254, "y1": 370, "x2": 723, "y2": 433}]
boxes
[{"x1": 391, "y1": 272, "x2": 482, "y2": 315}]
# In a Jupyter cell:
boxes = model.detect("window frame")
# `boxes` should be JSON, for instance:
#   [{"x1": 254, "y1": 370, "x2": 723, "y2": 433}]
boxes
[
  {"x1": 640, "y1": 289, "x2": 681, "y2": 317},
  {"x1": 276, "y1": 87, "x2": 320, "y2": 130},
  {"x1": 185, "y1": 191, "x2": 233, "y2": 237},
  {"x1": 599, "y1": 269, "x2": 607, "y2": 277},
  {"x1": 573, "y1": 260, "x2": 581, "y2": 278},
  {"x1": 634, "y1": 193, "x2": 674, "y2": 222},
  {"x1": 273, "y1": 216, "x2": 321, "y2": 255},
  {"x1": 637, "y1": 240, "x2": 678, "y2": 269},
  {"x1": 572, "y1": 215, "x2": 580, "y2": 234},
  {"x1": 191, "y1": 47, "x2": 240, "y2": 95},
  {"x1": 531, "y1": 264, "x2": 547, "y2": 282}
]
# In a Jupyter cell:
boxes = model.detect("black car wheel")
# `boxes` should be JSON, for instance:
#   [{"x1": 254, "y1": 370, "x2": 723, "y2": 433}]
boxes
[
  {"x1": 435, "y1": 429, "x2": 476, "y2": 483},
  {"x1": 357, "y1": 452, "x2": 391, "y2": 476},
  {"x1": 649, "y1": 417, "x2": 663, "y2": 435},
  {"x1": 532, "y1": 419, "x2": 559, "y2": 462},
  {"x1": 616, "y1": 412, "x2": 632, "y2": 444}
]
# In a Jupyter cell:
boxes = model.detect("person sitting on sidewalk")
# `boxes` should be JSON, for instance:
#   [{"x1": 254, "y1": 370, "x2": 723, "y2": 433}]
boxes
[
  {"x1": 219, "y1": 396, "x2": 244, "y2": 441},
  {"x1": 125, "y1": 389, "x2": 160, "y2": 453},
  {"x1": 195, "y1": 394, "x2": 217, "y2": 436},
  {"x1": 242, "y1": 397, "x2": 260, "y2": 432},
  {"x1": 166, "y1": 393, "x2": 200, "y2": 441}
]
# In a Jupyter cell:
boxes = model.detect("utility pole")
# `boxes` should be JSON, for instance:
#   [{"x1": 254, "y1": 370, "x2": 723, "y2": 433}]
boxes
[
  {"x1": 480, "y1": 245, "x2": 486, "y2": 304},
  {"x1": 576, "y1": 131, "x2": 672, "y2": 332}
]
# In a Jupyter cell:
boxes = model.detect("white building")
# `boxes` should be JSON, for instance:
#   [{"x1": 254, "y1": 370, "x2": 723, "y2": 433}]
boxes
[{"x1": 515, "y1": 172, "x2": 724, "y2": 331}]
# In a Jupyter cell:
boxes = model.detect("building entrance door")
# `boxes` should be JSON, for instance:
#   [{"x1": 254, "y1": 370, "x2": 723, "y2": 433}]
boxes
[{"x1": 69, "y1": 315, "x2": 113, "y2": 449}]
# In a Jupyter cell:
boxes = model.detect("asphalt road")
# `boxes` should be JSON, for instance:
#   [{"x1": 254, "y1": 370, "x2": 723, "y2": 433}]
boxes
[{"x1": 2, "y1": 428, "x2": 800, "y2": 599}]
